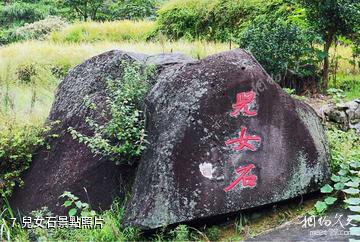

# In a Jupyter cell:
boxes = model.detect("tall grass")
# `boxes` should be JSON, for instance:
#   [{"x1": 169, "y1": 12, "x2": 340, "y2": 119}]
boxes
[
  {"x1": 0, "y1": 199, "x2": 140, "y2": 241},
  {"x1": 329, "y1": 44, "x2": 358, "y2": 75},
  {"x1": 50, "y1": 20, "x2": 156, "y2": 43},
  {"x1": 0, "y1": 40, "x2": 228, "y2": 124},
  {"x1": 1, "y1": 36, "x2": 359, "y2": 125},
  {"x1": 0, "y1": 196, "x2": 29, "y2": 241}
]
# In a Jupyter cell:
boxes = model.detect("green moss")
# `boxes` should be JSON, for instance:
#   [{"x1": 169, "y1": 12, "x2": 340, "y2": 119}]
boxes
[
  {"x1": 278, "y1": 105, "x2": 331, "y2": 200},
  {"x1": 280, "y1": 151, "x2": 324, "y2": 200}
]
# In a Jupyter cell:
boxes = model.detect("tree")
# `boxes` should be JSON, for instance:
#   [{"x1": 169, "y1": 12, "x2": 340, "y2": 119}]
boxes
[
  {"x1": 239, "y1": 17, "x2": 321, "y2": 92},
  {"x1": 299, "y1": 0, "x2": 360, "y2": 90},
  {"x1": 57, "y1": 0, "x2": 105, "y2": 21},
  {"x1": 109, "y1": 0, "x2": 157, "y2": 20}
]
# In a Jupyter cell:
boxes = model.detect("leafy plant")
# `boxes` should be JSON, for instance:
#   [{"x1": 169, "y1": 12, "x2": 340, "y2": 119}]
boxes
[
  {"x1": 56, "y1": 0, "x2": 105, "y2": 21},
  {"x1": 51, "y1": 198, "x2": 140, "y2": 241},
  {"x1": 313, "y1": 128, "x2": 359, "y2": 237},
  {"x1": 0, "y1": 1, "x2": 57, "y2": 29},
  {"x1": 282, "y1": 88, "x2": 296, "y2": 95},
  {"x1": 69, "y1": 62, "x2": 154, "y2": 165},
  {"x1": 0, "y1": 123, "x2": 48, "y2": 202},
  {"x1": 16, "y1": 64, "x2": 38, "y2": 85},
  {"x1": 170, "y1": 224, "x2": 190, "y2": 241},
  {"x1": 327, "y1": 88, "x2": 345, "y2": 103},
  {"x1": 60, "y1": 191, "x2": 96, "y2": 217},
  {"x1": 315, "y1": 161, "x2": 359, "y2": 234},
  {"x1": 206, "y1": 226, "x2": 221, "y2": 241},
  {"x1": 327, "y1": 128, "x2": 360, "y2": 172}
]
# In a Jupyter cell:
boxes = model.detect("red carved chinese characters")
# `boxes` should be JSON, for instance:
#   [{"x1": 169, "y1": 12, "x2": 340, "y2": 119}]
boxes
[
  {"x1": 224, "y1": 164, "x2": 257, "y2": 192},
  {"x1": 230, "y1": 91, "x2": 257, "y2": 117},
  {"x1": 225, "y1": 126, "x2": 261, "y2": 151},
  {"x1": 224, "y1": 90, "x2": 261, "y2": 192}
]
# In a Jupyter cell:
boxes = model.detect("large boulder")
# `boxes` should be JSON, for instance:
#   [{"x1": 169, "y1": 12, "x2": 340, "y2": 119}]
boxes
[
  {"x1": 10, "y1": 50, "x2": 193, "y2": 215},
  {"x1": 123, "y1": 49, "x2": 330, "y2": 229}
]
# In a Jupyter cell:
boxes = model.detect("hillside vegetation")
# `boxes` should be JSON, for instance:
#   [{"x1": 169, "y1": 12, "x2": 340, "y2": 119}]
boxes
[{"x1": 50, "y1": 20, "x2": 156, "y2": 43}]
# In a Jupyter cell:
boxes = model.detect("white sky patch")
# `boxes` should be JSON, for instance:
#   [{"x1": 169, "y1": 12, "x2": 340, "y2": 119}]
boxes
[{"x1": 199, "y1": 162, "x2": 216, "y2": 180}]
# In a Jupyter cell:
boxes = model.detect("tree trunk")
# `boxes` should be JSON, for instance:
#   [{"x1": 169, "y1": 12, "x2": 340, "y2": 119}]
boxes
[
  {"x1": 332, "y1": 40, "x2": 338, "y2": 88},
  {"x1": 322, "y1": 33, "x2": 334, "y2": 91}
]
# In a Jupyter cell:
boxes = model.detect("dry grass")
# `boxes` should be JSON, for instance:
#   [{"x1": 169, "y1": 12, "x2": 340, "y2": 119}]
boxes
[
  {"x1": 0, "y1": 39, "x2": 359, "y2": 125},
  {"x1": 50, "y1": 20, "x2": 156, "y2": 43},
  {"x1": 329, "y1": 44, "x2": 358, "y2": 75},
  {"x1": 0, "y1": 40, "x2": 229, "y2": 124}
]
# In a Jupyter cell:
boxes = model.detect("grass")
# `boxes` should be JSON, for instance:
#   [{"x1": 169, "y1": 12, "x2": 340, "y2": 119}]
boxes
[
  {"x1": 329, "y1": 44, "x2": 357, "y2": 75},
  {"x1": 219, "y1": 198, "x2": 317, "y2": 241},
  {"x1": 330, "y1": 73, "x2": 360, "y2": 101},
  {"x1": 1, "y1": 35, "x2": 358, "y2": 126},
  {"x1": 0, "y1": 195, "x2": 315, "y2": 241},
  {"x1": 50, "y1": 20, "x2": 156, "y2": 43},
  {"x1": 327, "y1": 44, "x2": 360, "y2": 101},
  {"x1": 0, "y1": 40, "x2": 229, "y2": 124},
  {"x1": 0, "y1": 196, "x2": 29, "y2": 241},
  {"x1": 1, "y1": 198, "x2": 140, "y2": 241}
]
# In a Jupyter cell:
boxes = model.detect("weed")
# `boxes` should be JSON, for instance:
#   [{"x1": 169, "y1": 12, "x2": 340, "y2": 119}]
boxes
[
  {"x1": 59, "y1": 191, "x2": 96, "y2": 217},
  {"x1": 69, "y1": 62, "x2": 154, "y2": 165},
  {"x1": 206, "y1": 226, "x2": 221, "y2": 241},
  {"x1": 170, "y1": 224, "x2": 190, "y2": 241},
  {"x1": 235, "y1": 213, "x2": 249, "y2": 235},
  {"x1": 0, "y1": 123, "x2": 48, "y2": 203},
  {"x1": 312, "y1": 127, "x2": 359, "y2": 237}
]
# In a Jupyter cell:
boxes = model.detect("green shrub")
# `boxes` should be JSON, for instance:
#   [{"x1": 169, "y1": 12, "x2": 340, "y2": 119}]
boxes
[
  {"x1": 206, "y1": 226, "x2": 221, "y2": 241},
  {"x1": 12, "y1": 16, "x2": 67, "y2": 42},
  {"x1": 50, "y1": 62, "x2": 72, "y2": 79},
  {"x1": 0, "y1": 123, "x2": 47, "y2": 201},
  {"x1": 0, "y1": 1, "x2": 60, "y2": 44},
  {"x1": 238, "y1": 17, "x2": 321, "y2": 84},
  {"x1": 50, "y1": 20, "x2": 155, "y2": 43},
  {"x1": 0, "y1": 1, "x2": 55, "y2": 29},
  {"x1": 69, "y1": 62, "x2": 154, "y2": 165},
  {"x1": 170, "y1": 225, "x2": 190, "y2": 241},
  {"x1": 156, "y1": 0, "x2": 263, "y2": 41},
  {"x1": 108, "y1": 0, "x2": 158, "y2": 21}
]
